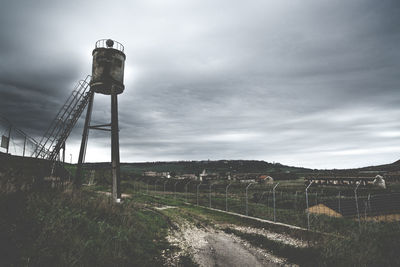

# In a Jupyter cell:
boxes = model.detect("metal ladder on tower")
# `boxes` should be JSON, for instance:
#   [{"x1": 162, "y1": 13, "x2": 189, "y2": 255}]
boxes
[{"x1": 32, "y1": 75, "x2": 92, "y2": 161}]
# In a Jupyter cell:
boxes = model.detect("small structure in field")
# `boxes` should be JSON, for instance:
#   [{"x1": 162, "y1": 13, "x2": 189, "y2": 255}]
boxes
[{"x1": 373, "y1": 175, "x2": 386, "y2": 189}]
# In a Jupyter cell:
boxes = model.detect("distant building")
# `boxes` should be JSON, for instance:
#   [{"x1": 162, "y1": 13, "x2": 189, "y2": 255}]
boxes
[
  {"x1": 178, "y1": 174, "x2": 197, "y2": 180},
  {"x1": 199, "y1": 169, "x2": 218, "y2": 181},
  {"x1": 240, "y1": 179, "x2": 256, "y2": 183},
  {"x1": 143, "y1": 171, "x2": 170, "y2": 178},
  {"x1": 159, "y1": 172, "x2": 171, "y2": 178},
  {"x1": 143, "y1": 171, "x2": 157, "y2": 177},
  {"x1": 258, "y1": 175, "x2": 274, "y2": 184},
  {"x1": 199, "y1": 169, "x2": 207, "y2": 181},
  {"x1": 373, "y1": 175, "x2": 386, "y2": 189},
  {"x1": 305, "y1": 176, "x2": 377, "y2": 186}
]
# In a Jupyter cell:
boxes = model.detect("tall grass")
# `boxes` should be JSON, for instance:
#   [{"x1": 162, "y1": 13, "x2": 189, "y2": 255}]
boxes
[
  {"x1": 0, "y1": 189, "x2": 171, "y2": 267},
  {"x1": 318, "y1": 222, "x2": 400, "y2": 267}
]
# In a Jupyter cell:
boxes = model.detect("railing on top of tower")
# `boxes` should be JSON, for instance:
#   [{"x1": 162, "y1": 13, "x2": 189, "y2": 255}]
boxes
[{"x1": 95, "y1": 39, "x2": 124, "y2": 52}]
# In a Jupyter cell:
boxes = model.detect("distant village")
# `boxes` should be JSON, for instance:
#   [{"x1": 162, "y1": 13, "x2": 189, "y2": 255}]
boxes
[
  {"x1": 142, "y1": 169, "x2": 275, "y2": 184},
  {"x1": 141, "y1": 168, "x2": 399, "y2": 189}
]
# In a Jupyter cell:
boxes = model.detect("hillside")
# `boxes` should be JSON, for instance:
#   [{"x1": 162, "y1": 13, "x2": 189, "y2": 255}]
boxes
[
  {"x1": 357, "y1": 159, "x2": 400, "y2": 172},
  {"x1": 81, "y1": 158, "x2": 400, "y2": 181},
  {"x1": 85, "y1": 160, "x2": 311, "y2": 176}
]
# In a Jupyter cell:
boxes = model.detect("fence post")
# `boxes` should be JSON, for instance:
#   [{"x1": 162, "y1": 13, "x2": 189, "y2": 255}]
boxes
[
  {"x1": 174, "y1": 181, "x2": 179, "y2": 199},
  {"x1": 226, "y1": 183, "x2": 232, "y2": 211},
  {"x1": 267, "y1": 190, "x2": 271, "y2": 217},
  {"x1": 367, "y1": 194, "x2": 371, "y2": 215},
  {"x1": 154, "y1": 180, "x2": 159, "y2": 193},
  {"x1": 354, "y1": 182, "x2": 361, "y2": 231},
  {"x1": 185, "y1": 181, "x2": 191, "y2": 202},
  {"x1": 6, "y1": 124, "x2": 11, "y2": 154},
  {"x1": 197, "y1": 183, "x2": 202, "y2": 206},
  {"x1": 364, "y1": 200, "x2": 368, "y2": 220},
  {"x1": 209, "y1": 183, "x2": 214, "y2": 208},
  {"x1": 246, "y1": 183, "x2": 254, "y2": 216},
  {"x1": 273, "y1": 183, "x2": 279, "y2": 222},
  {"x1": 164, "y1": 181, "x2": 168, "y2": 194},
  {"x1": 306, "y1": 181, "x2": 313, "y2": 230}
]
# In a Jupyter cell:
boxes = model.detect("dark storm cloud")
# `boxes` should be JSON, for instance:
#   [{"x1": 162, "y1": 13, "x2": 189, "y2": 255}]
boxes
[{"x1": 0, "y1": 0, "x2": 399, "y2": 168}]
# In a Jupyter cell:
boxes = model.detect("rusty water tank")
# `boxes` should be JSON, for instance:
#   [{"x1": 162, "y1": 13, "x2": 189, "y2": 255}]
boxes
[{"x1": 90, "y1": 39, "x2": 126, "y2": 95}]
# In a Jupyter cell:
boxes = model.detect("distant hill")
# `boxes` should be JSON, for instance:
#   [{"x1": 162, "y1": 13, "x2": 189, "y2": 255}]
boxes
[
  {"x1": 357, "y1": 159, "x2": 400, "y2": 172},
  {"x1": 83, "y1": 158, "x2": 400, "y2": 180},
  {"x1": 2, "y1": 152, "x2": 400, "y2": 182},
  {"x1": 84, "y1": 160, "x2": 311, "y2": 178}
]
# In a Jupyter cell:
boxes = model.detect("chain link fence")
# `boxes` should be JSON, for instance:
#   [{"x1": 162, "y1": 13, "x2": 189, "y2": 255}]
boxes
[
  {"x1": 133, "y1": 178, "x2": 400, "y2": 234},
  {"x1": 0, "y1": 115, "x2": 40, "y2": 157}
]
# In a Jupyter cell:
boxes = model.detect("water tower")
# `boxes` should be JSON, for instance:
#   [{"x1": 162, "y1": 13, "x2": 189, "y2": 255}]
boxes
[{"x1": 75, "y1": 39, "x2": 126, "y2": 202}]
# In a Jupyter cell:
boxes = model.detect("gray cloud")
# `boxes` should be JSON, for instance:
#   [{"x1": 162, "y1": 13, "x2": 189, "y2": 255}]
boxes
[{"x1": 0, "y1": 0, "x2": 400, "y2": 168}]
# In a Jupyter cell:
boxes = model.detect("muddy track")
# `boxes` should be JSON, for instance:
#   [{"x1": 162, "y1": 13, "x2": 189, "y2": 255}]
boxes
[
  {"x1": 167, "y1": 220, "x2": 292, "y2": 266},
  {"x1": 96, "y1": 192, "x2": 302, "y2": 266},
  {"x1": 158, "y1": 206, "x2": 296, "y2": 267}
]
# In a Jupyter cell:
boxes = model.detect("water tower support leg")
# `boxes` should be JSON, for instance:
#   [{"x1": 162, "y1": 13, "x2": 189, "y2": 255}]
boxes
[
  {"x1": 75, "y1": 91, "x2": 94, "y2": 187},
  {"x1": 111, "y1": 91, "x2": 121, "y2": 202}
]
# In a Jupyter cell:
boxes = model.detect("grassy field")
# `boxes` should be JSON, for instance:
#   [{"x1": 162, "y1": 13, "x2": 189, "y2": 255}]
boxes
[
  {"x1": 1, "y1": 153, "x2": 400, "y2": 266},
  {"x1": 1, "y1": 179, "x2": 400, "y2": 266},
  {"x1": 0, "y1": 189, "x2": 177, "y2": 267}
]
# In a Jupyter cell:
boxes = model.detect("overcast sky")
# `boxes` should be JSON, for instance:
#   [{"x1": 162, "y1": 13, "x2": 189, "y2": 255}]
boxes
[{"x1": 0, "y1": 0, "x2": 399, "y2": 169}]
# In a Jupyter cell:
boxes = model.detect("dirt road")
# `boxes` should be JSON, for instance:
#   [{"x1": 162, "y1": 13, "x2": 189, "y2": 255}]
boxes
[
  {"x1": 167, "y1": 222, "x2": 286, "y2": 267},
  {"x1": 195, "y1": 231, "x2": 281, "y2": 267}
]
